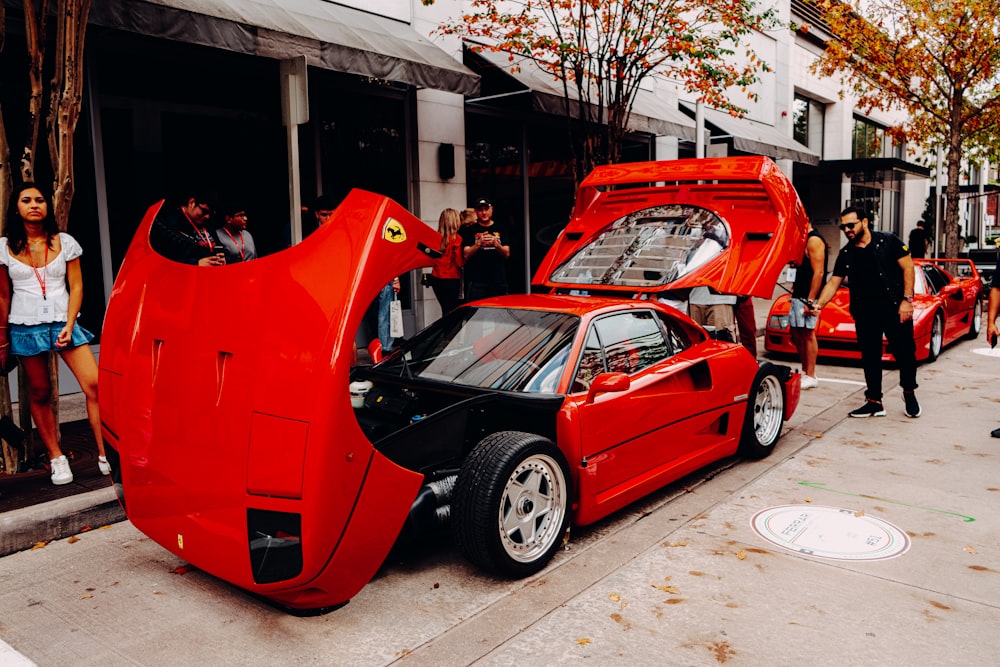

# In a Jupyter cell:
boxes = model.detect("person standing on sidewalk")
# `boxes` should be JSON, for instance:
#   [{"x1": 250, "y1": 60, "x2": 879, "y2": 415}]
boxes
[
  {"x1": 429, "y1": 208, "x2": 464, "y2": 314},
  {"x1": 790, "y1": 223, "x2": 828, "y2": 389},
  {"x1": 461, "y1": 198, "x2": 510, "y2": 301},
  {"x1": 808, "y1": 206, "x2": 919, "y2": 418},
  {"x1": 985, "y1": 255, "x2": 1000, "y2": 437},
  {"x1": 0, "y1": 182, "x2": 110, "y2": 484}
]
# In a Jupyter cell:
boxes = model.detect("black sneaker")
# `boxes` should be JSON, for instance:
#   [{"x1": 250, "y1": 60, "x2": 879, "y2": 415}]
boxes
[
  {"x1": 991, "y1": 427, "x2": 1000, "y2": 438},
  {"x1": 849, "y1": 400, "x2": 886, "y2": 418},
  {"x1": 903, "y1": 392, "x2": 921, "y2": 418}
]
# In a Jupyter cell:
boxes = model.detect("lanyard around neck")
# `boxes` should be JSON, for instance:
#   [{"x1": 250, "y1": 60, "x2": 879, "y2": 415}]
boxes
[
  {"x1": 29, "y1": 242, "x2": 49, "y2": 300},
  {"x1": 223, "y1": 228, "x2": 245, "y2": 261}
]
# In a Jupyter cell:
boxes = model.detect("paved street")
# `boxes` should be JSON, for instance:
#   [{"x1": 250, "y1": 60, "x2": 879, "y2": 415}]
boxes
[{"x1": 1, "y1": 335, "x2": 998, "y2": 666}]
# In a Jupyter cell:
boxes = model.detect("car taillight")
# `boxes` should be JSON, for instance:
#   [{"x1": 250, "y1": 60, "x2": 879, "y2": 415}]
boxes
[{"x1": 768, "y1": 315, "x2": 789, "y2": 330}]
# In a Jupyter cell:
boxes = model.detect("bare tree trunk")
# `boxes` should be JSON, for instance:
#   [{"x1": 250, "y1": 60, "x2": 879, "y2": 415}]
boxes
[{"x1": 943, "y1": 104, "x2": 964, "y2": 258}]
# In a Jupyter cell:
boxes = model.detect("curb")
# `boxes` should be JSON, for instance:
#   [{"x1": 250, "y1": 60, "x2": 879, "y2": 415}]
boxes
[{"x1": 0, "y1": 487, "x2": 126, "y2": 557}]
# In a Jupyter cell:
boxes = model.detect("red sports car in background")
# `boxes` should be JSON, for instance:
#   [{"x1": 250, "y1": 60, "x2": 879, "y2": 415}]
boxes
[
  {"x1": 99, "y1": 157, "x2": 808, "y2": 612},
  {"x1": 764, "y1": 258, "x2": 982, "y2": 362}
]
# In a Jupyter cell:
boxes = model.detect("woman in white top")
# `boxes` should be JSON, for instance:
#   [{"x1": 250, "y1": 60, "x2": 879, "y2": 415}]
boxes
[{"x1": 1, "y1": 182, "x2": 108, "y2": 485}]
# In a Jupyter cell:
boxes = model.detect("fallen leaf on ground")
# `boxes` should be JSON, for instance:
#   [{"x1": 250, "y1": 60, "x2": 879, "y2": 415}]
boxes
[
  {"x1": 576, "y1": 638, "x2": 591, "y2": 646},
  {"x1": 854, "y1": 509, "x2": 865, "y2": 517},
  {"x1": 78, "y1": 525, "x2": 92, "y2": 533},
  {"x1": 170, "y1": 564, "x2": 195, "y2": 575},
  {"x1": 608, "y1": 593, "x2": 620, "y2": 603},
  {"x1": 804, "y1": 498, "x2": 813, "y2": 503},
  {"x1": 67, "y1": 535, "x2": 80, "y2": 544},
  {"x1": 653, "y1": 584, "x2": 681, "y2": 594},
  {"x1": 964, "y1": 545, "x2": 978, "y2": 554},
  {"x1": 80, "y1": 594, "x2": 92, "y2": 600},
  {"x1": 30, "y1": 541, "x2": 47, "y2": 550},
  {"x1": 735, "y1": 550, "x2": 747, "y2": 560}
]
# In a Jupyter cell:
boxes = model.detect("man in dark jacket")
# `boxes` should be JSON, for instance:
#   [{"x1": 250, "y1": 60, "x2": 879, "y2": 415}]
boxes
[
  {"x1": 149, "y1": 191, "x2": 225, "y2": 266},
  {"x1": 809, "y1": 206, "x2": 919, "y2": 418}
]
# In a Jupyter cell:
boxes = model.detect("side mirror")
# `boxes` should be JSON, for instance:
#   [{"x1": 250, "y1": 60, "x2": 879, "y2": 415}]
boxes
[
  {"x1": 368, "y1": 339, "x2": 383, "y2": 364},
  {"x1": 586, "y1": 372, "x2": 630, "y2": 404}
]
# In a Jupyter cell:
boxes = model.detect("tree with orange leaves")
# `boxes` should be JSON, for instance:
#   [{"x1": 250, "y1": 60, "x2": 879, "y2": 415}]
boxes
[
  {"x1": 808, "y1": 0, "x2": 1000, "y2": 258},
  {"x1": 429, "y1": 0, "x2": 776, "y2": 185}
]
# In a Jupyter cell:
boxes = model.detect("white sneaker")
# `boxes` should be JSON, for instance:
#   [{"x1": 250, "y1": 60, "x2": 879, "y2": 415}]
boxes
[
  {"x1": 98, "y1": 455, "x2": 111, "y2": 476},
  {"x1": 800, "y1": 374, "x2": 819, "y2": 390},
  {"x1": 50, "y1": 455, "x2": 73, "y2": 485}
]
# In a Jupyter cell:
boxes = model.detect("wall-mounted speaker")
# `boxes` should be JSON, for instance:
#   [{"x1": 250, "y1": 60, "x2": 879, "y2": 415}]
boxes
[{"x1": 438, "y1": 143, "x2": 455, "y2": 180}]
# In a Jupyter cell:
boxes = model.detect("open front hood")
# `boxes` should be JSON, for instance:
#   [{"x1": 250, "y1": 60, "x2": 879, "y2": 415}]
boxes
[
  {"x1": 532, "y1": 157, "x2": 809, "y2": 299},
  {"x1": 99, "y1": 189, "x2": 440, "y2": 607}
]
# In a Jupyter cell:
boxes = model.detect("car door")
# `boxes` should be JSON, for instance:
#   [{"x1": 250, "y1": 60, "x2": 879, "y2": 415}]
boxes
[
  {"x1": 923, "y1": 264, "x2": 968, "y2": 338},
  {"x1": 572, "y1": 309, "x2": 738, "y2": 516}
]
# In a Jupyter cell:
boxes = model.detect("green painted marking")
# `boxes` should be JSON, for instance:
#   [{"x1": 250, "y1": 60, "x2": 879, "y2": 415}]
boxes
[{"x1": 798, "y1": 482, "x2": 975, "y2": 523}]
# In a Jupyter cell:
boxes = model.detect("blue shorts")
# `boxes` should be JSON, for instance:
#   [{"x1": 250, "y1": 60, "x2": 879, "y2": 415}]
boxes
[
  {"x1": 788, "y1": 298, "x2": 818, "y2": 329},
  {"x1": 10, "y1": 322, "x2": 95, "y2": 357}
]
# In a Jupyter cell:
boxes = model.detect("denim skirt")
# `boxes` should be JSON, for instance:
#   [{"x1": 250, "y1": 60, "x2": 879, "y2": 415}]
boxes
[{"x1": 10, "y1": 322, "x2": 95, "y2": 357}]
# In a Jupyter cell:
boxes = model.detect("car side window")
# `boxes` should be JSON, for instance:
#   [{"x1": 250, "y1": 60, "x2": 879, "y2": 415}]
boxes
[
  {"x1": 596, "y1": 311, "x2": 671, "y2": 375},
  {"x1": 656, "y1": 312, "x2": 692, "y2": 354},
  {"x1": 572, "y1": 328, "x2": 606, "y2": 392},
  {"x1": 922, "y1": 265, "x2": 949, "y2": 294}
]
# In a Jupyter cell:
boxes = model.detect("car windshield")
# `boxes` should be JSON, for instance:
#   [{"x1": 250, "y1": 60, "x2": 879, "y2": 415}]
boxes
[
  {"x1": 548, "y1": 204, "x2": 730, "y2": 287},
  {"x1": 377, "y1": 307, "x2": 579, "y2": 393}
]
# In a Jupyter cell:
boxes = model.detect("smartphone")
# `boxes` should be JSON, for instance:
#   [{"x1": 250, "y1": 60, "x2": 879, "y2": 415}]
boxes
[
  {"x1": 991, "y1": 333, "x2": 997, "y2": 348},
  {"x1": 212, "y1": 244, "x2": 225, "y2": 256}
]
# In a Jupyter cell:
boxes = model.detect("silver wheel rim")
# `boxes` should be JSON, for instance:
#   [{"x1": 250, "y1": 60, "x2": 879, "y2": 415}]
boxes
[
  {"x1": 498, "y1": 454, "x2": 567, "y2": 563},
  {"x1": 973, "y1": 301, "x2": 982, "y2": 333},
  {"x1": 752, "y1": 375, "x2": 784, "y2": 446},
  {"x1": 932, "y1": 315, "x2": 943, "y2": 356}
]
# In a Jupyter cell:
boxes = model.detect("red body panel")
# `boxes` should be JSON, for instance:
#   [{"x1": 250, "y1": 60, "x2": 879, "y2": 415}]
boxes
[
  {"x1": 100, "y1": 191, "x2": 437, "y2": 609},
  {"x1": 532, "y1": 157, "x2": 809, "y2": 298},
  {"x1": 102, "y1": 159, "x2": 802, "y2": 610},
  {"x1": 764, "y1": 259, "x2": 981, "y2": 362}
]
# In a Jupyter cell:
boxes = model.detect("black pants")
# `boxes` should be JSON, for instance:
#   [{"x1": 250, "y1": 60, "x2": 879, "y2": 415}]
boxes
[
  {"x1": 853, "y1": 304, "x2": 918, "y2": 401},
  {"x1": 431, "y1": 277, "x2": 461, "y2": 314},
  {"x1": 465, "y1": 281, "x2": 507, "y2": 303}
]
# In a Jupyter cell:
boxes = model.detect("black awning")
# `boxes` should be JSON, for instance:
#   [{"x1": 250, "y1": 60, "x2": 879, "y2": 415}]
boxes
[
  {"x1": 89, "y1": 0, "x2": 480, "y2": 96},
  {"x1": 681, "y1": 101, "x2": 821, "y2": 165},
  {"x1": 469, "y1": 48, "x2": 696, "y2": 140},
  {"x1": 820, "y1": 158, "x2": 931, "y2": 179}
]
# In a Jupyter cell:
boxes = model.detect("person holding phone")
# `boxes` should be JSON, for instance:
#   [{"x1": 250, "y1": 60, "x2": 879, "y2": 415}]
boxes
[
  {"x1": 0, "y1": 182, "x2": 109, "y2": 484},
  {"x1": 149, "y1": 188, "x2": 225, "y2": 266},
  {"x1": 461, "y1": 198, "x2": 511, "y2": 301}
]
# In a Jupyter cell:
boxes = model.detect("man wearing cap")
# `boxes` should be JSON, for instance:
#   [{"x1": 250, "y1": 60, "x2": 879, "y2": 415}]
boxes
[{"x1": 461, "y1": 198, "x2": 511, "y2": 300}]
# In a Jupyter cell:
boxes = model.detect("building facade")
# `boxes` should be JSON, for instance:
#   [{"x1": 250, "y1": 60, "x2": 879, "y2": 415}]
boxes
[{"x1": 0, "y1": 0, "x2": 957, "y2": 344}]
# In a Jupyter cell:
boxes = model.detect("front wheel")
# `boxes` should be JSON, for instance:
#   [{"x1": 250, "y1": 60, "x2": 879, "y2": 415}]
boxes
[
  {"x1": 454, "y1": 431, "x2": 571, "y2": 578},
  {"x1": 739, "y1": 367, "x2": 786, "y2": 459}
]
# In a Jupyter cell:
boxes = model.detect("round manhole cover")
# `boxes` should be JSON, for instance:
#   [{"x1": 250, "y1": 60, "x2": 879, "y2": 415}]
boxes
[
  {"x1": 751, "y1": 505, "x2": 910, "y2": 561},
  {"x1": 971, "y1": 347, "x2": 1000, "y2": 358}
]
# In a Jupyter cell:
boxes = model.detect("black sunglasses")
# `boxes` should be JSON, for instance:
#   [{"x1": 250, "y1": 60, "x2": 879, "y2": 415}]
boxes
[{"x1": 839, "y1": 221, "x2": 860, "y2": 231}]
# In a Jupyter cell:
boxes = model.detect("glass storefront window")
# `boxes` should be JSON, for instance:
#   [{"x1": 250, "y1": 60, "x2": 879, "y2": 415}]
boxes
[{"x1": 793, "y1": 94, "x2": 824, "y2": 154}]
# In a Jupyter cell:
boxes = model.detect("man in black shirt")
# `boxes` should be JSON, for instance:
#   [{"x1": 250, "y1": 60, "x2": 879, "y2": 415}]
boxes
[
  {"x1": 150, "y1": 191, "x2": 225, "y2": 266},
  {"x1": 986, "y1": 257, "x2": 1000, "y2": 436},
  {"x1": 809, "y1": 207, "x2": 919, "y2": 418},
  {"x1": 461, "y1": 198, "x2": 511, "y2": 301},
  {"x1": 908, "y1": 220, "x2": 931, "y2": 259}
]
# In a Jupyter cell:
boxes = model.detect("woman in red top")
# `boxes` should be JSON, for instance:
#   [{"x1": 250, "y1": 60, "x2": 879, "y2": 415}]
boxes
[{"x1": 430, "y1": 208, "x2": 463, "y2": 314}]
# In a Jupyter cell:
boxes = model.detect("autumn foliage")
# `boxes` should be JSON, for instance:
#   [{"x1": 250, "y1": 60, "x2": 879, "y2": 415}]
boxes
[
  {"x1": 808, "y1": 0, "x2": 1000, "y2": 257},
  {"x1": 431, "y1": 0, "x2": 776, "y2": 183}
]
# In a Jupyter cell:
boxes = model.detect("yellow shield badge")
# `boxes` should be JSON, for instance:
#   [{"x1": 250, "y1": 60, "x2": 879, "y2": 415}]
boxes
[{"x1": 383, "y1": 218, "x2": 406, "y2": 243}]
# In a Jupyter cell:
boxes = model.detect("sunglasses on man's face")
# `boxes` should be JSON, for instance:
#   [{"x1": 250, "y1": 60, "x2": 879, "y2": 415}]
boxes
[{"x1": 839, "y1": 221, "x2": 860, "y2": 231}]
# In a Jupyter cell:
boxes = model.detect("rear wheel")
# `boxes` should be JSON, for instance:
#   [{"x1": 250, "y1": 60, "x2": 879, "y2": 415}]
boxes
[
  {"x1": 739, "y1": 368, "x2": 785, "y2": 459},
  {"x1": 966, "y1": 298, "x2": 983, "y2": 340},
  {"x1": 927, "y1": 311, "x2": 944, "y2": 361},
  {"x1": 454, "y1": 431, "x2": 571, "y2": 578}
]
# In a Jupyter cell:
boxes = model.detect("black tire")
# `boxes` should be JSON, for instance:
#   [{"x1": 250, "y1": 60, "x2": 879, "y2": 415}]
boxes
[
  {"x1": 454, "y1": 431, "x2": 571, "y2": 578},
  {"x1": 966, "y1": 298, "x2": 983, "y2": 340},
  {"x1": 927, "y1": 311, "x2": 944, "y2": 361},
  {"x1": 739, "y1": 366, "x2": 786, "y2": 459}
]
